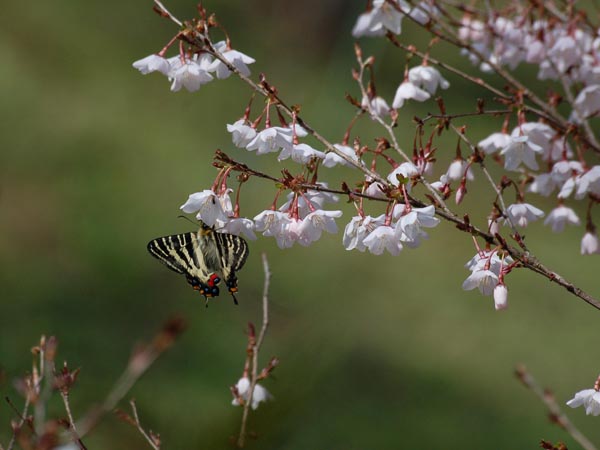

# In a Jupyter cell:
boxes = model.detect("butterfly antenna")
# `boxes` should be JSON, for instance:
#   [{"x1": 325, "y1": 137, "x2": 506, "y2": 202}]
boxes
[
  {"x1": 231, "y1": 292, "x2": 239, "y2": 306},
  {"x1": 204, "y1": 296, "x2": 210, "y2": 308},
  {"x1": 177, "y1": 215, "x2": 199, "y2": 226}
]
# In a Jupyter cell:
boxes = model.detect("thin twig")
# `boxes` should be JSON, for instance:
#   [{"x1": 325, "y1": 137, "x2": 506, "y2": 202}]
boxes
[
  {"x1": 516, "y1": 365, "x2": 598, "y2": 450},
  {"x1": 130, "y1": 400, "x2": 160, "y2": 450},
  {"x1": 5, "y1": 397, "x2": 30, "y2": 450},
  {"x1": 237, "y1": 253, "x2": 271, "y2": 448},
  {"x1": 354, "y1": 54, "x2": 455, "y2": 218},
  {"x1": 256, "y1": 253, "x2": 271, "y2": 351},
  {"x1": 60, "y1": 392, "x2": 87, "y2": 450},
  {"x1": 153, "y1": 0, "x2": 182, "y2": 26},
  {"x1": 447, "y1": 122, "x2": 525, "y2": 248}
]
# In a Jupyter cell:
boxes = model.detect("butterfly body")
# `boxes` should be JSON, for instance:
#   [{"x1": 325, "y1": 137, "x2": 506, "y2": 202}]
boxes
[{"x1": 147, "y1": 222, "x2": 249, "y2": 304}]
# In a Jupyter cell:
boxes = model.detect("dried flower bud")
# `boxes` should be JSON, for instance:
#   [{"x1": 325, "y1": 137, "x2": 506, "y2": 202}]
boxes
[{"x1": 53, "y1": 362, "x2": 80, "y2": 393}]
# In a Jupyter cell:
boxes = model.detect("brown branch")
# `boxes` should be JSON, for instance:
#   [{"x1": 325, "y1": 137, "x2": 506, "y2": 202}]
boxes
[
  {"x1": 516, "y1": 365, "x2": 597, "y2": 450},
  {"x1": 74, "y1": 317, "x2": 186, "y2": 438},
  {"x1": 237, "y1": 253, "x2": 271, "y2": 448},
  {"x1": 419, "y1": 110, "x2": 512, "y2": 122}
]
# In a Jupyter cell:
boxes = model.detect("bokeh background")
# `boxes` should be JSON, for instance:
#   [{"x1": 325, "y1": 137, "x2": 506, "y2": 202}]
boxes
[{"x1": 2, "y1": 1, "x2": 600, "y2": 449}]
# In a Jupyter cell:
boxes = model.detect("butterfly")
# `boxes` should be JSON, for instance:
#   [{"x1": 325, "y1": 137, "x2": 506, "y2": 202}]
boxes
[{"x1": 147, "y1": 221, "x2": 249, "y2": 305}]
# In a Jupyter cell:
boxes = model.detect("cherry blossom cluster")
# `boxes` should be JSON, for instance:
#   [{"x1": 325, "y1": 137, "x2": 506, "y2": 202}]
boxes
[
  {"x1": 133, "y1": 40, "x2": 254, "y2": 92},
  {"x1": 462, "y1": 248, "x2": 513, "y2": 310},
  {"x1": 133, "y1": 1, "x2": 600, "y2": 318},
  {"x1": 134, "y1": 0, "x2": 600, "y2": 309},
  {"x1": 180, "y1": 182, "x2": 343, "y2": 249}
]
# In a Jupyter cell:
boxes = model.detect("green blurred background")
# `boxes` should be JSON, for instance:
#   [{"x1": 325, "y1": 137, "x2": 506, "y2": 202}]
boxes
[{"x1": 1, "y1": 1, "x2": 600, "y2": 449}]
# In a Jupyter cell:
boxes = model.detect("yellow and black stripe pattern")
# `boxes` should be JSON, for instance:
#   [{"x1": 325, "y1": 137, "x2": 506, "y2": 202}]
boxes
[{"x1": 147, "y1": 222, "x2": 249, "y2": 304}]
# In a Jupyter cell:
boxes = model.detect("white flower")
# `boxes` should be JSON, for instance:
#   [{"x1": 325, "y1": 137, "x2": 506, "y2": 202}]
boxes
[
  {"x1": 132, "y1": 54, "x2": 170, "y2": 75},
  {"x1": 227, "y1": 119, "x2": 257, "y2": 148},
  {"x1": 387, "y1": 162, "x2": 419, "y2": 187},
  {"x1": 253, "y1": 210, "x2": 286, "y2": 233},
  {"x1": 363, "y1": 225, "x2": 403, "y2": 256},
  {"x1": 514, "y1": 122, "x2": 568, "y2": 162},
  {"x1": 566, "y1": 389, "x2": 600, "y2": 416},
  {"x1": 544, "y1": 205, "x2": 580, "y2": 232},
  {"x1": 352, "y1": 11, "x2": 385, "y2": 38},
  {"x1": 364, "y1": 180, "x2": 387, "y2": 199},
  {"x1": 488, "y1": 217, "x2": 501, "y2": 236},
  {"x1": 278, "y1": 143, "x2": 326, "y2": 164},
  {"x1": 395, "y1": 205, "x2": 440, "y2": 247},
  {"x1": 548, "y1": 35, "x2": 581, "y2": 73},
  {"x1": 407, "y1": 1, "x2": 440, "y2": 25},
  {"x1": 525, "y1": 38, "x2": 546, "y2": 64},
  {"x1": 529, "y1": 173, "x2": 559, "y2": 197},
  {"x1": 221, "y1": 217, "x2": 257, "y2": 240},
  {"x1": 169, "y1": 55, "x2": 213, "y2": 92},
  {"x1": 343, "y1": 215, "x2": 385, "y2": 251},
  {"x1": 180, "y1": 190, "x2": 228, "y2": 226},
  {"x1": 458, "y1": 17, "x2": 487, "y2": 42},
  {"x1": 478, "y1": 132, "x2": 511, "y2": 155},
  {"x1": 573, "y1": 85, "x2": 600, "y2": 119},
  {"x1": 581, "y1": 231, "x2": 600, "y2": 255},
  {"x1": 465, "y1": 250, "x2": 511, "y2": 276},
  {"x1": 462, "y1": 269, "x2": 499, "y2": 296},
  {"x1": 231, "y1": 377, "x2": 272, "y2": 410},
  {"x1": 352, "y1": 0, "x2": 409, "y2": 38},
  {"x1": 323, "y1": 144, "x2": 361, "y2": 168},
  {"x1": 493, "y1": 284, "x2": 508, "y2": 310},
  {"x1": 557, "y1": 161, "x2": 586, "y2": 199},
  {"x1": 446, "y1": 158, "x2": 472, "y2": 181},
  {"x1": 208, "y1": 41, "x2": 255, "y2": 79},
  {"x1": 392, "y1": 81, "x2": 430, "y2": 109},
  {"x1": 575, "y1": 166, "x2": 600, "y2": 199},
  {"x1": 362, "y1": 95, "x2": 391, "y2": 118},
  {"x1": 299, "y1": 210, "x2": 343, "y2": 242},
  {"x1": 246, "y1": 127, "x2": 292, "y2": 155},
  {"x1": 372, "y1": 0, "x2": 408, "y2": 34},
  {"x1": 408, "y1": 65, "x2": 449, "y2": 94},
  {"x1": 505, "y1": 203, "x2": 544, "y2": 227},
  {"x1": 216, "y1": 189, "x2": 234, "y2": 217},
  {"x1": 500, "y1": 135, "x2": 543, "y2": 171},
  {"x1": 430, "y1": 174, "x2": 449, "y2": 192}
]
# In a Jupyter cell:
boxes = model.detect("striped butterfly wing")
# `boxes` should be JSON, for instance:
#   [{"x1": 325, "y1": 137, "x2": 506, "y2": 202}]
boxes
[
  {"x1": 147, "y1": 233, "x2": 197, "y2": 275},
  {"x1": 147, "y1": 232, "x2": 216, "y2": 296},
  {"x1": 214, "y1": 231, "x2": 249, "y2": 298}
]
